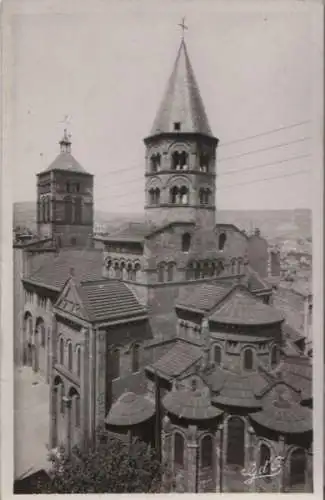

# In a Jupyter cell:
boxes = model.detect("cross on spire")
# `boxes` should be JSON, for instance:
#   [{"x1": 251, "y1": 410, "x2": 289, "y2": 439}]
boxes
[{"x1": 178, "y1": 17, "x2": 188, "y2": 40}]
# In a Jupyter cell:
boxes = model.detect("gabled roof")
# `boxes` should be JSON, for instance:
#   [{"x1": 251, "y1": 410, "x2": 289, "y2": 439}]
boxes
[
  {"x1": 23, "y1": 249, "x2": 104, "y2": 291},
  {"x1": 149, "y1": 39, "x2": 214, "y2": 138},
  {"x1": 146, "y1": 340, "x2": 201, "y2": 379},
  {"x1": 76, "y1": 279, "x2": 147, "y2": 323},
  {"x1": 176, "y1": 282, "x2": 232, "y2": 313}
]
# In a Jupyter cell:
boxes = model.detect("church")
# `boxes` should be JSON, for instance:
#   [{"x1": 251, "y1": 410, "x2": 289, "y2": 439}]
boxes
[{"x1": 13, "y1": 35, "x2": 312, "y2": 493}]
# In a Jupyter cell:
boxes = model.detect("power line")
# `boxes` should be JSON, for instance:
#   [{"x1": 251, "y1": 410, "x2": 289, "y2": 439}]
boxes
[
  {"x1": 95, "y1": 169, "x2": 310, "y2": 209},
  {"x1": 95, "y1": 153, "x2": 311, "y2": 201},
  {"x1": 93, "y1": 120, "x2": 312, "y2": 183},
  {"x1": 218, "y1": 153, "x2": 311, "y2": 177},
  {"x1": 216, "y1": 169, "x2": 310, "y2": 191},
  {"x1": 218, "y1": 120, "x2": 311, "y2": 147},
  {"x1": 218, "y1": 137, "x2": 310, "y2": 163}
]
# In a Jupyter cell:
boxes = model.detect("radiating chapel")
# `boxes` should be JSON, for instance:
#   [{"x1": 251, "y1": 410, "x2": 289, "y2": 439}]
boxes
[{"x1": 13, "y1": 35, "x2": 312, "y2": 493}]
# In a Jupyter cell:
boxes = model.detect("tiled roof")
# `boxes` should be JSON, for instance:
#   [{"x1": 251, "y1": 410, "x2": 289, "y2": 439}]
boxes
[
  {"x1": 176, "y1": 282, "x2": 232, "y2": 312},
  {"x1": 24, "y1": 249, "x2": 104, "y2": 291},
  {"x1": 147, "y1": 341, "x2": 201, "y2": 379},
  {"x1": 77, "y1": 280, "x2": 147, "y2": 322},
  {"x1": 103, "y1": 222, "x2": 150, "y2": 243},
  {"x1": 250, "y1": 384, "x2": 312, "y2": 434},
  {"x1": 211, "y1": 370, "x2": 266, "y2": 409},
  {"x1": 209, "y1": 286, "x2": 284, "y2": 326},
  {"x1": 163, "y1": 389, "x2": 223, "y2": 420},
  {"x1": 279, "y1": 360, "x2": 312, "y2": 401},
  {"x1": 43, "y1": 152, "x2": 91, "y2": 175},
  {"x1": 149, "y1": 39, "x2": 214, "y2": 137},
  {"x1": 105, "y1": 392, "x2": 155, "y2": 426}
]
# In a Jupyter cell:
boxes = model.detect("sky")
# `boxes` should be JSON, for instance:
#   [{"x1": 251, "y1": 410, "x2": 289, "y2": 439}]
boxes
[{"x1": 8, "y1": 0, "x2": 321, "y2": 213}]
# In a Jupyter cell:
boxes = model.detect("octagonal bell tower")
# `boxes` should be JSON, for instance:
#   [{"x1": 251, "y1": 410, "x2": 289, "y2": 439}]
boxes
[{"x1": 144, "y1": 37, "x2": 219, "y2": 230}]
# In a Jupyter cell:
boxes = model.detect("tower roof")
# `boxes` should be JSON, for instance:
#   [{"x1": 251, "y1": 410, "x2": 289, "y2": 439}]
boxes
[
  {"x1": 39, "y1": 129, "x2": 92, "y2": 176},
  {"x1": 149, "y1": 39, "x2": 214, "y2": 137}
]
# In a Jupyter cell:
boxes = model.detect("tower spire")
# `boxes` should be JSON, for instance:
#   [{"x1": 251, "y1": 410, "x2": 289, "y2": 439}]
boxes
[{"x1": 148, "y1": 34, "x2": 213, "y2": 137}]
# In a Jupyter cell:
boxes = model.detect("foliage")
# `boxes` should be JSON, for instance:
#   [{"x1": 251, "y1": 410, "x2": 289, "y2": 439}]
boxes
[{"x1": 35, "y1": 431, "x2": 163, "y2": 494}]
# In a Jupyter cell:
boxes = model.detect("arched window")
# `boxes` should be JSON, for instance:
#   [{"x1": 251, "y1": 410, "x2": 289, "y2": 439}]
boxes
[
  {"x1": 64, "y1": 196, "x2": 73, "y2": 224},
  {"x1": 237, "y1": 258, "x2": 243, "y2": 274},
  {"x1": 213, "y1": 345, "x2": 222, "y2": 365},
  {"x1": 201, "y1": 435, "x2": 213, "y2": 468},
  {"x1": 218, "y1": 233, "x2": 226, "y2": 251},
  {"x1": 132, "y1": 344, "x2": 140, "y2": 373},
  {"x1": 202, "y1": 261, "x2": 210, "y2": 278},
  {"x1": 68, "y1": 342, "x2": 73, "y2": 371},
  {"x1": 133, "y1": 263, "x2": 141, "y2": 281},
  {"x1": 231, "y1": 259, "x2": 236, "y2": 274},
  {"x1": 170, "y1": 186, "x2": 178, "y2": 204},
  {"x1": 74, "y1": 197, "x2": 82, "y2": 224},
  {"x1": 259, "y1": 443, "x2": 271, "y2": 481},
  {"x1": 209, "y1": 262, "x2": 216, "y2": 277},
  {"x1": 180, "y1": 186, "x2": 189, "y2": 204},
  {"x1": 172, "y1": 151, "x2": 180, "y2": 170},
  {"x1": 167, "y1": 262, "x2": 175, "y2": 282},
  {"x1": 216, "y1": 260, "x2": 224, "y2": 276},
  {"x1": 182, "y1": 233, "x2": 191, "y2": 252},
  {"x1": 46, "y1": 197, "x2": 51, "y2": 222},
  {"x1": 114, "y1": 262, "x2": 120, "y2": 279},
  {"x1": 150, "y1": 153, "x2": 161, "y2": 172},
  {"x1": 120, "y1": 261, "x2": 126, "y2": 280},
  {"x1": 270, "y1": 345, "x2": 279, "y2": 369},
  {"x1": 59, "y1": 337, "x2": 64, "y2": 365},
  {"x1": 127, "y1": 263, "x2": 133, "y2": 280},
  {"x1": 111, "y1": 348, "x2": 120, "y2": 379},
  {"x1": 70, "y1": 237, "x2": 77, "y2": 246},
  {"x1": 174, "y1": 432, "x2": 184, "y2": 466},
  {"x1": 243, "y1": 348, "x2": 254, "y2": 371},
  {"x1": 76, "y1": 346, "x2": 81, "y2": 377},
  {"x1": 158, "y1": 263, "x2": 165, "y2": 282},
  {"x1": 289, "y1": 449, "x2": 306, "y2": 487},
  {"x1": 199, "y1": 153, "x2": 210, "y2": 172},
  {"x1": 75, "y1": 395, "x2": 80, "y2": 427},
  {"x1": 227, "y1": 417, "x2": 245, "y2": 466}
]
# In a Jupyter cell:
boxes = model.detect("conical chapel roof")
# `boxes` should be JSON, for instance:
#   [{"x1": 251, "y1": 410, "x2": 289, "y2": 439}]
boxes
[{"x1": 150, "y1": 39, "x2": 214, "y2": 137}]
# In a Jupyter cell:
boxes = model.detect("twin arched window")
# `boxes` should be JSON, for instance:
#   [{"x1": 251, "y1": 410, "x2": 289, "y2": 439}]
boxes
[
  {"x1": 170, "y1": 186, "x2": 189, "y2": 204},
  {"x1": 172, "y1": 151, "x2": 188, "y2": 170},
  {"x1": 149, "y1": 188, "x2": 160, "y2": 205},
  {"x1": 150, "y1": 153, "x2": 161, "y2": 172}
]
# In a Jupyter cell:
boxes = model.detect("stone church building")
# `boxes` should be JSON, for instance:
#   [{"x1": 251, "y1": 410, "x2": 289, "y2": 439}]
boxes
[{"x1": 13, "y1": 38, "x2": 312, "y2": 493}]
